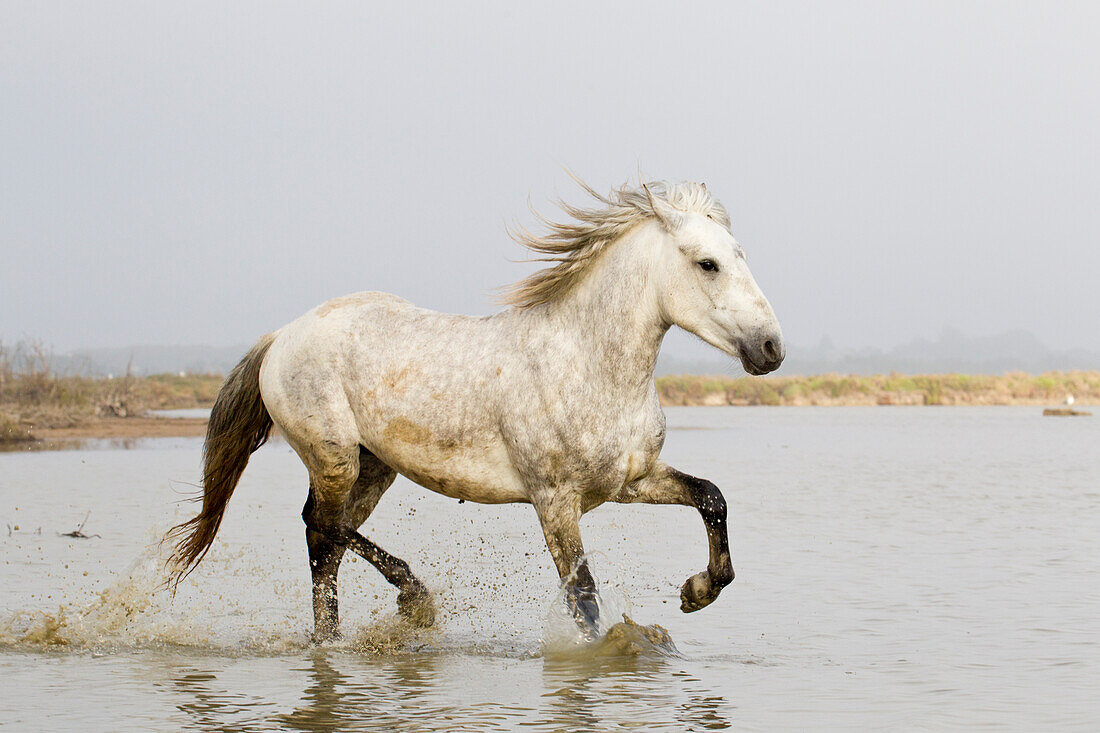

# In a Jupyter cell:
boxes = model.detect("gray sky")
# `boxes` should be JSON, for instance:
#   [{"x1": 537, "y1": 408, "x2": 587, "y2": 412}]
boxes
[{"x1": 2, "y1": 1, "x2": 1098, "y2": 358}]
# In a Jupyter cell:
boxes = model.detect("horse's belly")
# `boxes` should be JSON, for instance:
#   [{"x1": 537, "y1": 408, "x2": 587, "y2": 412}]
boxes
[
  {"x1": 368, "y1": 435, "x2": 528, "y2": 505},
  {"x1": 403, "y1": 467, "x2": 527, "y2": 504}
]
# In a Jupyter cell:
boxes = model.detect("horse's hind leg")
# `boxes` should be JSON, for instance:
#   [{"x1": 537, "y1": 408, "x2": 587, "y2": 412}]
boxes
[
  {"x1": 304, "y1": 500, "x2": 345, "y2": 643},
  {"x1": 302, "y1": 448, "x2": 402, "y2": 641},
  {"x1": 302, "y1": 446, "x2": 434, "y2": 640},
  {"x1": 343, "y1": 449, "x2": 434, "y2": 628},
  {"x1": 300, "y1": 441, "x2": 360, "y2": 643},
  {"x1": 297, "y1": 440, "x2": 356, "y2": 638}
]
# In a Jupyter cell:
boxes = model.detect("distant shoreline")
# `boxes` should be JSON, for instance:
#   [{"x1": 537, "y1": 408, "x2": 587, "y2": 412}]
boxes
[
  {"x1": 2, "y1": 371, "x2": 1096, "y2": 445},
  {"x1": 656, "y1": 371, "x2": 1099, "y2": 407}
]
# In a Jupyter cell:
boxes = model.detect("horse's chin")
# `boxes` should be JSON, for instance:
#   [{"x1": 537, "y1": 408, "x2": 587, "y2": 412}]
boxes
[{"x1": 739, "y1": 356, "x2": 769, "y2": 376}]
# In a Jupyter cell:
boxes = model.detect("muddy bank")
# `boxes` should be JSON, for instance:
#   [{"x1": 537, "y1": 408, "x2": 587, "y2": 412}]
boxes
[{"x1": 25, "y1": 416, "x2": 209, "y2": 441}]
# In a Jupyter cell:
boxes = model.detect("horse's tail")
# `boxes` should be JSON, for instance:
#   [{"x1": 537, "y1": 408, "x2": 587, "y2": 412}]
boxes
[{"x1": 166, "y1": 332, "x2": 276, "y2": 588}]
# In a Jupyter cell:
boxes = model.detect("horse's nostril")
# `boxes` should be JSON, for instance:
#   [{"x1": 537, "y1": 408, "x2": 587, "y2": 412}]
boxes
[{"x1": 763, "y1": 339, "x2": 777, "y2": 361}]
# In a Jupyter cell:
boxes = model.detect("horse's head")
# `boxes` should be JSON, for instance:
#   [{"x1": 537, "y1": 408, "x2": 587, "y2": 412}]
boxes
[{"x1": 647, "y1": 186, "x2": 784, "y2": 375}]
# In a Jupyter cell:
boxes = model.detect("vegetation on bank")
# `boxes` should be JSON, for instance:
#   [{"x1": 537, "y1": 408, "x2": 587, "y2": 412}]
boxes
[
  {"x1": 656, "y1": 371, "x2": 1100, "y2": 407},
  {"x1": 0, "y1": 342, "x2": 222, "y2": 442}
]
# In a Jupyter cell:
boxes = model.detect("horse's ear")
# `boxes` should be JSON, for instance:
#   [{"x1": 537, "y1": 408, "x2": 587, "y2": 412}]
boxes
[{"x1": 643, "y1": 184, "x2": 683, "y2": 232}]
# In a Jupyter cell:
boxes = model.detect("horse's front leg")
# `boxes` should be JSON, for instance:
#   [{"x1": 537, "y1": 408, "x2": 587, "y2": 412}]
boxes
[
  {"x1": 532, "y1": 495, "x2": 599, "y2": 634},
  {"x1": 617, "y1": 462, "x2": 734, "y2": 612}
]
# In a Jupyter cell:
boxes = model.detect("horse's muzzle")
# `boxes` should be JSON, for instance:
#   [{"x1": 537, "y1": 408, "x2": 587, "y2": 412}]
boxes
[{"x1": 739, "y1": 333, "x2": 785, "y2": 375}]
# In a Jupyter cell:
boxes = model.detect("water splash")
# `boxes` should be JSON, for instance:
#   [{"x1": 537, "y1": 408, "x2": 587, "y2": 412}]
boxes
[
  {"x1": 2, "y1": 537, "x2": 667, "y2": 659},
  {"x1": 0, "y1": 547, "x2": 210, "y2": 650},
  {"x1": 540, "y1": 556, "x2": 678, "y2": 659},
  {"x1": 1, "y1": 529, "x2": 440, "y2": 656},
  {"x1": 347, "y1": 614, "x2": 439, "y2": 655}
]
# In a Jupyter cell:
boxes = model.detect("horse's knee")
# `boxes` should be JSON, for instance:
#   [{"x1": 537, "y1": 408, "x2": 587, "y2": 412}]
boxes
[
  {"x1": 690, "y1": 479, "x2": 727, "y2": 523},
  {"x1": 302, "y1": 489, "x2": 357, "y2": 537}
]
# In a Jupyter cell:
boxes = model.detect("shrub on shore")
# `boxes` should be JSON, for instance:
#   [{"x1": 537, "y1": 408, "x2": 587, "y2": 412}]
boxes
[
  {"x1": 0, "y1": 412, "x2": 35, "y2": 442},
  {"x1": 0, "y1": 340, "x2": 224, "y2": 441}
]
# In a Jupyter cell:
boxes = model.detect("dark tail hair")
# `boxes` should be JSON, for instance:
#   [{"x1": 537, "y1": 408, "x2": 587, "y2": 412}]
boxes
[{"x1": 166, "y1": 333, "x2": 276, "y2": 587}]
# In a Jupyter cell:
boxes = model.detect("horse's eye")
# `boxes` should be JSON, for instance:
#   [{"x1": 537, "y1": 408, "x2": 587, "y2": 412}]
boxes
[{"x1": 698, "y1": 259, "x2": 718, "y2": 273}]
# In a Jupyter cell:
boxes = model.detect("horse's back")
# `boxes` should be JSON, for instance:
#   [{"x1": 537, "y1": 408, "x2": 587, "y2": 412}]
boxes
[
  {"x1": 259, "y1": 292, "x2": 527, "y2": 502},
  {"x1": 260, "y1": 290, "x2": 499, "y2": 422}
]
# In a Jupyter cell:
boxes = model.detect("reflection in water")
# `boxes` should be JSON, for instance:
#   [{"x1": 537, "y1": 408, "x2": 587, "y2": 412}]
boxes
[
  {"x1": 675, "y1": 673, "x2": 735, "y2": 731},
  {"x1": 141, "y1": 647, "x2": 734, "y2": 732},
  {"x1": 541, "y1": 654, "x2": 672, "y2": 730},
  {"x1": 164, "y1": 666, "x2": 250, "y2": 733},
  {"x1": 539, "y1": 650, "x2": 732, "y2": 731},
  {"x1": 0, "y1": 438, "x2": 98, "y2": 453},
  {"x1": 274, "y1": 651, "x2": 466, "y2": 732},
  {"x1": 0, "y1": 436, "x2": 196, "y2": 453},
  {"x1": 276, "y1": 652, "x2": 353, "y2": 733}
]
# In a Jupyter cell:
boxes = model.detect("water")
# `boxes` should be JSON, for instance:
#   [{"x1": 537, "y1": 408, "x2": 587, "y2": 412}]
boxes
[
  {"x1": 2, "y1": 407, "x2": 1098, "y2": 730},
  {"x1": 148, "y1": 408, "x2": 213, "y2": 419}
]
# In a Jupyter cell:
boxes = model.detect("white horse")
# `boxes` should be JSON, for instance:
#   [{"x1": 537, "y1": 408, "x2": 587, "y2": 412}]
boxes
[{"x1": 168, "y1": 178, "x2": 784, "y2": 641}]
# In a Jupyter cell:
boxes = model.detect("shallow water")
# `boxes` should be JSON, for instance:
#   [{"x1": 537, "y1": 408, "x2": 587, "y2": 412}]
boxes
[{"x1": 2, "y1": 407, "x2": 1098, "y2": 730}]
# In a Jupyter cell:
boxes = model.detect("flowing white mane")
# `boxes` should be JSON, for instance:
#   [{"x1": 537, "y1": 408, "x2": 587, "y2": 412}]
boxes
[{"x1": 503, "y1": 178, "x2": 731, "y2": 308}]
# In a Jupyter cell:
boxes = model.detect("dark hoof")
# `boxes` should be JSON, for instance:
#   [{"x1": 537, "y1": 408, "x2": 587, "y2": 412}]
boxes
[
  {"x1": 680, "y1": 571, "x2": 721, "y2": 613},
  {"x1": 567, "y1": 586, "x2": 600, "y2": 638},
  {"x1": 397, "y1": 582, "x2": 436, "y2": 628}
]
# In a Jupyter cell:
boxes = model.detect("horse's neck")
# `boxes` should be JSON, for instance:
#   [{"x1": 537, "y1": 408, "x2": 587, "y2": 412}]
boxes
[{"x1": 534, "y1": 232, "x2": 668, "y2": 393}]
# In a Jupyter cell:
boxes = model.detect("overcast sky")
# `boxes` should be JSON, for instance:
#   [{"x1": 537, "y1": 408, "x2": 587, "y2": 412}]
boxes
[{"x1": 2, "y1": 1, "x2": 1098, "y2": 359}]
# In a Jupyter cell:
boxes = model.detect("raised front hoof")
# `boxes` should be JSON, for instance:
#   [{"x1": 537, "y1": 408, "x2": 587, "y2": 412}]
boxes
[
  {"x1": 397, "y1": 583, "x2": 436, "y2": 628},
  {"x1": 680, "y1": 570, "x2": 731, "y2": 613}
]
